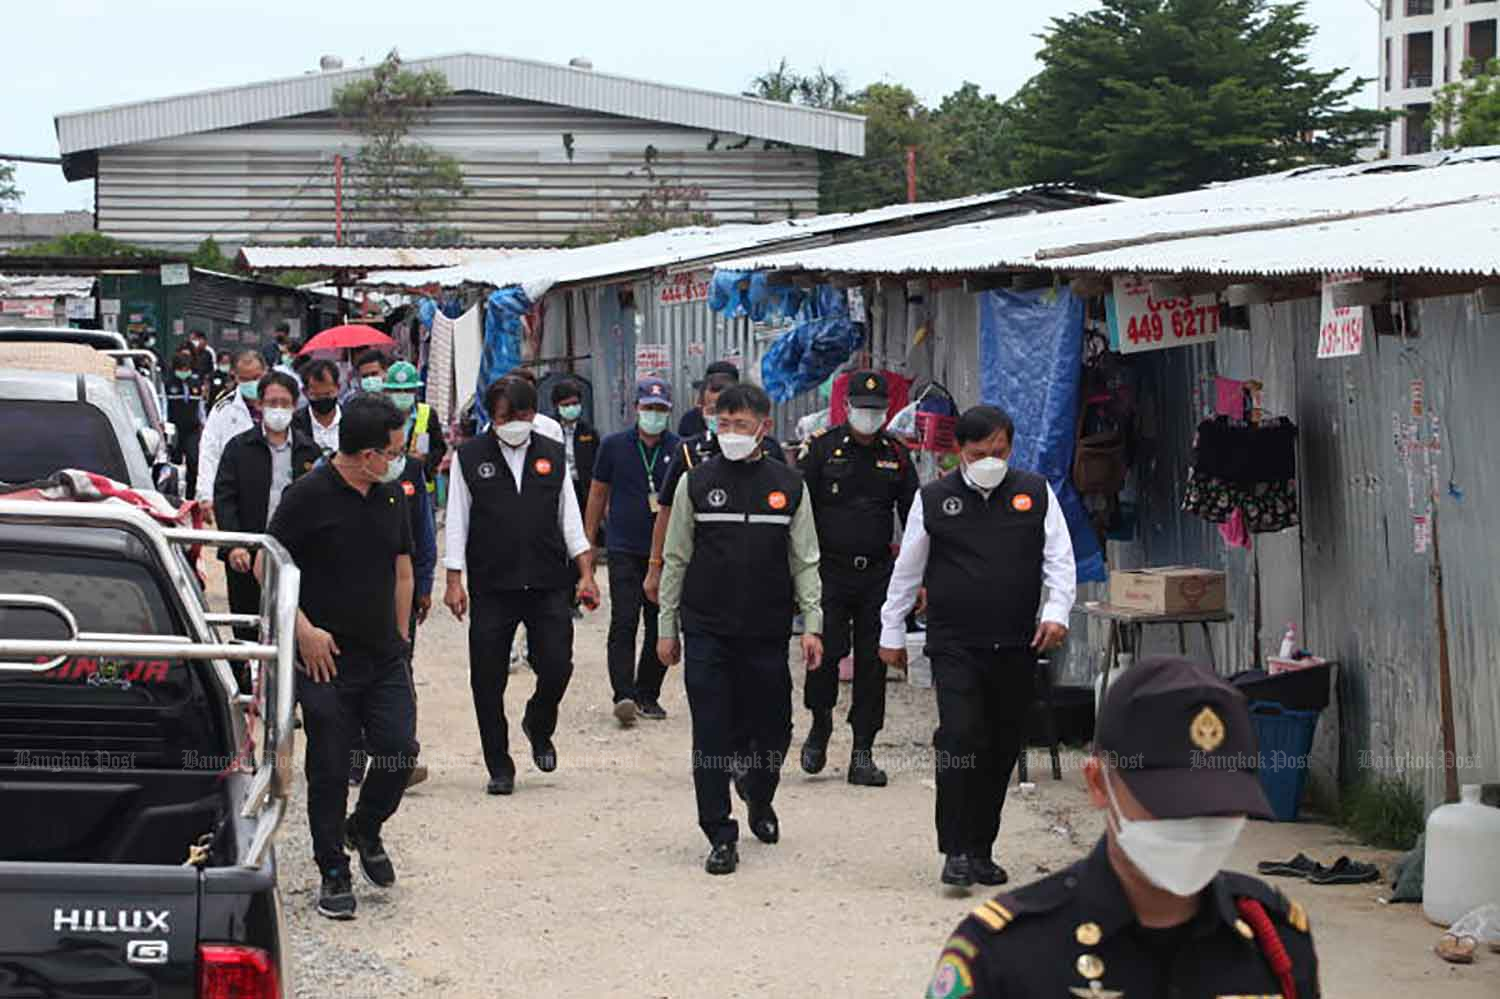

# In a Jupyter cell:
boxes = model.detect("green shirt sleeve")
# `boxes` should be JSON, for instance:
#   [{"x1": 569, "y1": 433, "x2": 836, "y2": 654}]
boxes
[
  {"x1": 657, "y1": 473, "x2": 695, "y2": 639},
  {"x1": 788, "y1": 486, "x2": 823, "y2": 633}
]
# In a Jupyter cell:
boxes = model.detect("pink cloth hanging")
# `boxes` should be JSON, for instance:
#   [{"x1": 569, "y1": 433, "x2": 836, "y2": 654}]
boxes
[
  {"x1": 1215, "y1": 376, "x2": 1246, "y2": 418},
  {"x1": 1218, "y1": 506, "x2": 1253, "y2": 550}
]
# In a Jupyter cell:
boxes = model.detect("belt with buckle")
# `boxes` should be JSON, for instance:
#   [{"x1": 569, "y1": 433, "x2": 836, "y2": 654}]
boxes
[{"x1": 832, "y1": 552, "x2": 887, "y2": 571}]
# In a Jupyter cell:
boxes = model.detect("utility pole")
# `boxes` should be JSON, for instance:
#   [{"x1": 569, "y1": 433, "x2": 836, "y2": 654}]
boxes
[{"x1": 905, "y1": 147, "x2": 918, "y2": 203}]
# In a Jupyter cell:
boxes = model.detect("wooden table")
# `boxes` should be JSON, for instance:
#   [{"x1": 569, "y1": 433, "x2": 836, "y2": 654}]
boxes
[{"x1": 1084, "y1": 601, "x2": 1236, "y2": 691}]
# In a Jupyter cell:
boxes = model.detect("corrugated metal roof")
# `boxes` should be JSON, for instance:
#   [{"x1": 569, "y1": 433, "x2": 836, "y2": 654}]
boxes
[
  {"x1": 237, "y1": 246, "x2": 545, "y2": 271},
  {"x1": 0, "y1": 274, "x2": 95, "y2": 298},
  {"x1": 712, "y1": 157, "x2": 1500, "y2": 279},
  {"x1": 359, "y1": 186, "x2": 1110, "y2": 295},
  {"x1": 55, "y1": 52, "x2": 865, "y2": 157}
]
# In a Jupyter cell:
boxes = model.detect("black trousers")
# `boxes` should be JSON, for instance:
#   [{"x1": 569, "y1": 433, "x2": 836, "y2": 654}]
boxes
[
  {"x1": 683, "y1": 632, "x2": 792, "y2": 846},
  {"x1": 605, "y1": 551, "x2": 666, "y2": 704},
  {"x1": 804, "y1": 558, "x2": 890, "y2": 744},
  {"x1": 225, "y1": 563, "x2": 260, "y2": 693},
  {"x1": 296, "y1": 647, "x2": 416, "y2": 874},
  {"x1": 349, "y1": 608, "x2": 421, "y2": 780},
  {"x1": 176, "y1": 428, "x2": 201, "y2": 501},
  {"x1": 932, "y1": 645, "x2": 1036, "y2": 858},
  {"x1": 468, "y1": 587, "x2": 574, "y2": 780}
]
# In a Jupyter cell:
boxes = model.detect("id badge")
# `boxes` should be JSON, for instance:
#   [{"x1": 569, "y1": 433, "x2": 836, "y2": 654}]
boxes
[{"x1": 648, "y1": 493, "x2": 661, "y2": 515}]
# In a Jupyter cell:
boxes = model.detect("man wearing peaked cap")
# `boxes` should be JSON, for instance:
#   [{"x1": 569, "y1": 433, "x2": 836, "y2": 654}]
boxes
[{"x1": 924, "y1": 657, "x2": 1320, "y2": 999}]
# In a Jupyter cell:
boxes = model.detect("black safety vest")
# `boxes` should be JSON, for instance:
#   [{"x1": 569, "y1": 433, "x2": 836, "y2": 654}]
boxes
[
  {"x1": 681, "y1": 454, "x2": 805, "y2": 638},
  {"x1": 458, "y1": 433, "x2": 574, "y2": 594},
  {"x1": 921, "y1": 467, "x2": 1049, "y2": 649}
]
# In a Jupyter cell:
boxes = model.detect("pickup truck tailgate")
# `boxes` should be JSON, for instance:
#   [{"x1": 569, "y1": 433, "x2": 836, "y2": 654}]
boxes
[{"x1": 0, "y1": 862, "x2": 198, "y2": 998}]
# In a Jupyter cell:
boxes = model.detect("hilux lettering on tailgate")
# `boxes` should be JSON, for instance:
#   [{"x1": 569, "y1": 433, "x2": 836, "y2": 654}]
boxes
[{"x1": 53, "y1": 908, "x2": 171, "y2": 934}]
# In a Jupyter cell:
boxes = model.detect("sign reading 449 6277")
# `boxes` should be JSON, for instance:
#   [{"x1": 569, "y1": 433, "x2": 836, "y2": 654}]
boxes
[{"x1": 1111, "y1": 276, "x2": 1220, "y2": 355}]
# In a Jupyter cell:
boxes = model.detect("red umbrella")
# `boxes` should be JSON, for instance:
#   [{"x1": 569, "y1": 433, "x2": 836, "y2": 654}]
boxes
[{"x1": 298, "y1": 324, "x2": 394, "y2": 355}]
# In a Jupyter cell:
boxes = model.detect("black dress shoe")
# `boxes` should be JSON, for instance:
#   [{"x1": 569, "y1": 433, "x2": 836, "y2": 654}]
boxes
[
  {"x1": 486, "y1": 775, "x2": 515, "y2": 795},
  {"x1": 847, "y1": 750, "x2": 888, "y2": 787},
  {"x1": 970, "y1": 855, "x2": 1008, "y2": 886},
  {"x1": 748, "y1": 802, "x2": 780, "y2": 844},
  {"x1": 636, "y1": 699, "x2": 668, "y2": 721},
  {"x1": 705, "y1": 841, "x2": 739, "y2": 875},
  {"x1": 521, "y1": 720, "x2": 558, "y2": 773},
  {"x1": 800, "y1": 725, "x2": 831, "y2": 775},
  {"x1": 941, "y1": 854, "x2": 975, "y2": 887}
]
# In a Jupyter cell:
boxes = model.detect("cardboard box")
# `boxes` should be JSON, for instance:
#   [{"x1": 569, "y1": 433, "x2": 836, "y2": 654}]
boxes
[{"x1": 1109, "y1": 567, "x2": 1226, "y2": 615}]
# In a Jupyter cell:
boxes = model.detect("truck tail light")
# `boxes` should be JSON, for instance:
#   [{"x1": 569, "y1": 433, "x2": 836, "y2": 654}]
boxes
[{"x1": 198, "y1": 944, "x2": 279, "y2": 999}]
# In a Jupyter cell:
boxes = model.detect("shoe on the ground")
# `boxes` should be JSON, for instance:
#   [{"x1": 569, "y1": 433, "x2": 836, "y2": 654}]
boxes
[
  {"x1": 941, "y1": 854, "x2": 975, "y2": 888},
  {"x1": 636, "y1": 699, "x2": 668, "y2": 721},
  {"x1": 731, "y1": 757, "x2": 750, "y2": 802},
  {"x1": 748, "y1": 801, "x2": 780, "y2": 844},
  {"x1": 344, "y1": 815, "x2": 395, "y2": 888},
  {"x1": 347, "y1": 762, "x2": 365, "y2": 787},
  {"x1": 847, "y1": 749, "x2": 888, "y2": 787},
  {"x1": 800, "y1": 718, "x2": 831, "y2": 775},
  {"x1": 486, "y1": 774, "x2": 515, "y2": 795},
  {"x1": 613, "y1": 699, "x2": 638, "y2": 728},
  {"x1": 1307, "y1": 856, "x2": 1380, "y2": 885},
  {"x1": 521, "y1": 720, "x2": 558, "y2": 773},
  {"x1": 1257, "y1": 852, "x2": 1321, "y2": 878},
  {"x1": 705, "y1": 841, "x2": 739, "y2": 875},
  {"x1": 969, "y1": 855, "x2": 1008, "y2": 886},
  {"x1": 317, "y1": 867, "x2": 357, "y2": 920},
  {"x1": 406, "y1": 764, "x2": 429, "y2": 788}
]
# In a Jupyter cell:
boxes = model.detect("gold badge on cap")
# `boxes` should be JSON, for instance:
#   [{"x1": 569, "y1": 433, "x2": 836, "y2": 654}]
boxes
[
  {"x1": 1190, "y1": 705, "x2": 1226, "y2": 752},
  {"x1": 865, "y1": 377, "x2": 878, "y2": 390},
  {"x1": 1075, "y1": 954, "x2": 1105, "y2": 980},
  {"x1": 1074, "y1": 922, "x2": 1102, "y2": 946}
]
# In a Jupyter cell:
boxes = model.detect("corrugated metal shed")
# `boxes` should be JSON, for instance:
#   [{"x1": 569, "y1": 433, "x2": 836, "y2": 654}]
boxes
[
  {"x1": 716, "y1": 157, "x2": 1500, "y2": 278},
  {"x1": 0, "y1": 274, "x2": 95, "y2": 298},
  {"x1": 362, "y1": 186, "x2": 1111, "y2": 294},
  {"x1": 238, "y1": 245, "x2": 543, "y2": 271},
  {"x1": 55, "y1": 52, "x2": 865, "y2": 158}
]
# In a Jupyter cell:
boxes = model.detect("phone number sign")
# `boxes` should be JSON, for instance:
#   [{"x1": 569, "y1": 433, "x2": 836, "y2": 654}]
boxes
[{"x1": 1111, "y1": 277, "x2": 1220, "y2": 355}]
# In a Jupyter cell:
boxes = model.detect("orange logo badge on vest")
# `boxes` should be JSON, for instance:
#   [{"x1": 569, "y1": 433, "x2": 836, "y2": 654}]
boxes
[
  {"x1": 534, "y1": 458, "x2": 553, "y2": 476},
  {"x1": 400, "y1": 480, "x2": 416, "y2": 497},
  {"x1": 767, "y1": 490, "x2": 788, "y2": 510},
  {"x1": 1012, "y1": 493, "x2": 1034, "y2": 512}
]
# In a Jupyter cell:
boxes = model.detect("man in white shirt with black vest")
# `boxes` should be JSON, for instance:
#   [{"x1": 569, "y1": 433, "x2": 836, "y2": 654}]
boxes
[
  {"x1": 879, "y1": 405, "x2": 1076, "y2": 890},
  {"x1": 443, "y1": 376, "x2": 599, "y2": 796}
]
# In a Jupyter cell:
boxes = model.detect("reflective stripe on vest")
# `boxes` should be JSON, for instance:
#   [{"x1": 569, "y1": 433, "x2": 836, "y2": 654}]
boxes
[{"x1": 408, "y1": 402, "x2": 436, "y2": 491}]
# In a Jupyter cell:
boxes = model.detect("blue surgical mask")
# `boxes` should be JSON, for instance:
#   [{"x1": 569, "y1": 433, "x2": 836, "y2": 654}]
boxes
[
  {"x1": 238, "y1": 381, "x2": 260, "y2": 401},
  {"x1": 704, "y1": 414, "x2": 717, "y2": 437},
  {"x1": 389, "y1": 391, "x2": 416, "y2": 413},
  {"x1": 558, "y1": 403, "x2": 582, "y2": 422},
  {"x1": 360, "y1": 375, "x2": 384, "y2": 393}
]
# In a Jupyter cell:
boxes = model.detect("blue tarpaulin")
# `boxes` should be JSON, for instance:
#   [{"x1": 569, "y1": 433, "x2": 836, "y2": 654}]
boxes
[
  {"x1": 978, "y1": 288, "x2": 1106, "y2": 584},
  {"x1": 756, "y1": 286, "x2": 863, "y2": 403},
  {"x1": 709, "y1": 270, "x2": 806, "y2": 323},
  {"x1": 476, "y1": 287, "x2": 531, "y2": 428}
]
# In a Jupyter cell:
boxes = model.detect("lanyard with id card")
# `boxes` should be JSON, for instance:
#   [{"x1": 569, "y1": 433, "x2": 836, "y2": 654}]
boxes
[{"x1": 639, "y1": 439, "x2": 663, "y2": 514}]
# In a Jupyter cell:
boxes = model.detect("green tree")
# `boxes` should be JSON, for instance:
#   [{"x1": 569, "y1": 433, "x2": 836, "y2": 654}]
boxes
[
  {"x1": 25, "y1": 231, "x2": 154, "y2": 258},
  {"x1": 188, "y1": 237, "x2": 232, "y2": 271},
  {"x1": 0, "y1": 160, "x2": 19, "y2": 210},
  {"x1": 932, "y1": 83, "x2": 1016, "y2": 198},
  {"x1": 1433, "y1": 59, "x2": 1500, "y2": 148},
  {"x1": 333, "y1": 49, "x2": 468, "y2": 242},
  {"x1": 1008, "y1": 0, "x2": 1389, "y2": 196}
]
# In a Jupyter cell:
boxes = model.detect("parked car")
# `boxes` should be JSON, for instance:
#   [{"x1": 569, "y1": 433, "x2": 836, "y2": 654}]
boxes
[
  {"x1": 0, "y1": 326, "x2": 129, "y2": 352},
  {"x1": 0, "y1": 495, "x2": 297, "y2": 997},
  {"x1": 0, "y1": 344, "x2": 162, "y2": 493},
  {"x1": 114, "y1": 360, "x2": 180, "y2": 482}
]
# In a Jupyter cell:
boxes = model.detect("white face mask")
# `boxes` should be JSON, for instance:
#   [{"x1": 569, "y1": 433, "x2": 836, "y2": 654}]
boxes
[
  {"x1": 1102, "y1": 768, "x2": 1246, "y2": 897},
  {"x1": 261, "y1": 407, "x2": 293, "y2": 433},
  {"x1": 964, "y1": 456, "x2": 1009, "y2": 491},
  {"x1": 494, "y1": 421, "x2": 533, "y2": 448},
  {"x1": 718, "y1": 431, "x2": 760, "y2": 462},
  {"x1": 848, "y1": 407, "x2": 886, "y2": 436}
]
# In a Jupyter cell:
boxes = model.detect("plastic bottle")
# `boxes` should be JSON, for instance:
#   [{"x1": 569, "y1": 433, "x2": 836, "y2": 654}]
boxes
[
  {"x1": 1423, "y1": 784, "x2": 1500, "y2": 925},
  {"x1": 1278, "y1": 623, "x2": 1298, "y2": 659}
]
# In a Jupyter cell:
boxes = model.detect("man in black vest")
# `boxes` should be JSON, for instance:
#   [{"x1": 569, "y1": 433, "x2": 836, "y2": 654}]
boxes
[
  {"x1": 879, "y1": 405, "x2": 1076, "y2": 889},
  {"x1": 443, "y1": 376, "x2": 598, "y2": 796},
  {"x1": 657, "y1": 383, "x2": 823, "y2": 876}
]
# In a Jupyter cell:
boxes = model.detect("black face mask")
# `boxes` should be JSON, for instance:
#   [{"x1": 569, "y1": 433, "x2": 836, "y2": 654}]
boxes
[{"x1": 308, "y1": 396, "x2": 338, "y2": 415}]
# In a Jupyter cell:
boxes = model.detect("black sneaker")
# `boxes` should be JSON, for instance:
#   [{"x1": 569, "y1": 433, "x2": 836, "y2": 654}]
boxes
[
  {"x1": 748, "y1": 801, "x2": 780, "y2": 844},
  {"x1": 486, "y1": 774, "x2": 515, "y2": 796},
  {"x1": 941, "y1": 854, "x2": 975, "y2": 888},
  {"x1": 344, "y1": 816, "x2": 396, "y2": 888},
  {"x1": 969, "y1": 855, "x2": 1008, "y2": 886},
  {"x1": 705, "y1": 841, "x2": 739, "y2": 875},
  {"x1": 847, "y1": 749, "x2": 889, "y2": 787},
  {"x1": 521, "y1": 719, "x2": 558, "y2": 773},
  {"x1": 317, "y1": 868, "x2": 356, "y2": 920},
  {"x1": 636, "y1": 699, "x2": 668, "y2": 721}
]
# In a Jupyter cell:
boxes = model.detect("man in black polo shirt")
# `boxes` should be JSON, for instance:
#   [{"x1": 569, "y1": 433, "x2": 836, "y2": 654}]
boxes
[
  {"x1": 879, "y1": 405, "x2": 1076, "y2": 890},
  {"x1": 264, "y1": 394, "x2": 416, "y2": 921},
  {"x1": 444, "y1": 376, "x2": 598, "y2": 796}
]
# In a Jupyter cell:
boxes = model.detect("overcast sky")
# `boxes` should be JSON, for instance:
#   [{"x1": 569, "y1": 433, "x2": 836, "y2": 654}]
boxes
[{"x1": 6, "y1": 0, "x2": 1379, "y2": 213}]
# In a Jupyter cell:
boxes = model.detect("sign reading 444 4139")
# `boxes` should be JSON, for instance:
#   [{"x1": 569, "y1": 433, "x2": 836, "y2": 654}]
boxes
[{"x1": 1111, "y1": 276, "x2": 1220, "y2": 355}]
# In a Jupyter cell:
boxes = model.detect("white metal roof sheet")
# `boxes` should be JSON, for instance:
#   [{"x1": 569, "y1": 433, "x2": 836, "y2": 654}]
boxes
[
  {"x1": 359, "y1": 186, "x2": 1108, "y2": 295},
  {"x1": 237, "y1": 246, "x2": 543, "y2": 271},
  {"x1": 56, "y1": 53, "x2": 865, "y2": 157},
  {"x1": 713, "y1": 158, "x2": 1500, "y2": 279},
  {"x1": 0, "y1": 274, "x2": 96, "y2": 298}
]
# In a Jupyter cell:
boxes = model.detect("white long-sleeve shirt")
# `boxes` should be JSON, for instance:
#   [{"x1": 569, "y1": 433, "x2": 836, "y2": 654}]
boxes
[
  {"x1": 532, "y1": 412, "x2": 564, "y2": 443},
  {"x1": 443, "y1": 445, "x2": 590, "y2": 572},
  {"x1": 196, "y1": 391, "x2": 254, "y2": 501},
  {"x1": 879, "y1": 476, "x2": 1077, "y2": 649}
]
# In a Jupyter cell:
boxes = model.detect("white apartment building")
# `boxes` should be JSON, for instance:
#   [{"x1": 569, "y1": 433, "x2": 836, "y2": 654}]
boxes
[{"x1": 1380, "y1": 0, "x2": 1499, "y2": 154}]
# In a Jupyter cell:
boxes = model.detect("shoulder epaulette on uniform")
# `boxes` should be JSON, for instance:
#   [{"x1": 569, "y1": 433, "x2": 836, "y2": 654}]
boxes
[
  {"x1": 967, "y1": 872, "x2": 1074, "y2": 934},
  {"x1": 1223, "y1": 871, "x2": 1308, "y2": 933}
]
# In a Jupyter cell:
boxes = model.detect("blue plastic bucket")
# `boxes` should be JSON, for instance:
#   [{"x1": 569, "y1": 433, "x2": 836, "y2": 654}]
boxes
[{"x1": 1249, "y1": 700, "x2": 1320, "y2": 821}]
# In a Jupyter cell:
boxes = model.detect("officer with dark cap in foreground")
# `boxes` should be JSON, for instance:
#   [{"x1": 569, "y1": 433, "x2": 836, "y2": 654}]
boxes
[
  {"x1": 796, "y1": 370, "x2": 918, "y2": 786},
  {"x1": 925, "y1": 656, "x2": 1319, "y2": 999}
]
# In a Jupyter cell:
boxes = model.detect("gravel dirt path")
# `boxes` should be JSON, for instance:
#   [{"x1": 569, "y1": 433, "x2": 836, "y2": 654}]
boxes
[{"x1": 241, "y1": 562, "x2": 1495, "y2": 998}]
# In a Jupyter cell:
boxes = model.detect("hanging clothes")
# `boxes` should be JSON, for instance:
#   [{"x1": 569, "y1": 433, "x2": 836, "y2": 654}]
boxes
[{"x1": 1182, "y1": 416, "x2": 1299, "y2": 534}]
